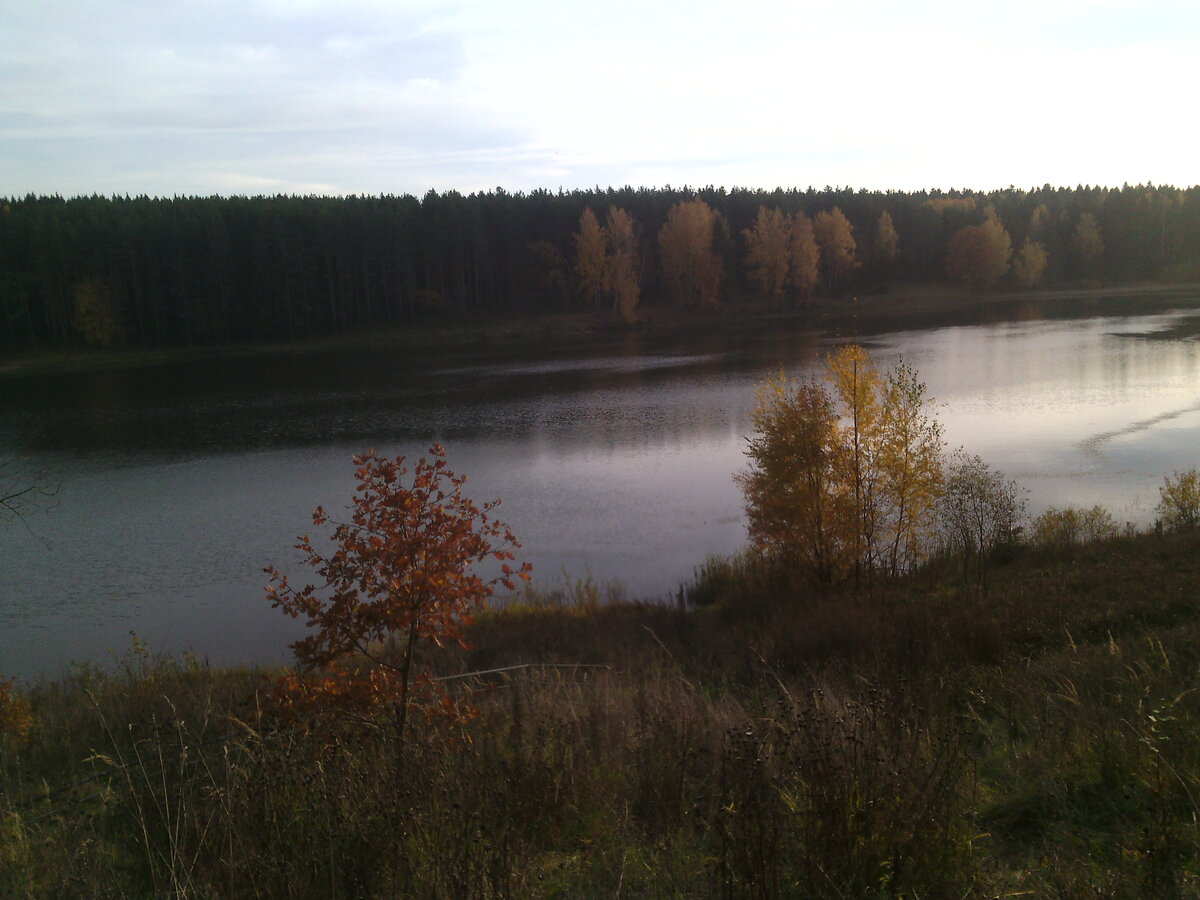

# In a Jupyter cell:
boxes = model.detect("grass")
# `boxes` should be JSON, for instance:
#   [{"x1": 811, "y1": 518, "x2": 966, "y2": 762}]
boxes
[{"x1": 5, "y1": 529, "x2": 1200, "y2": 896}]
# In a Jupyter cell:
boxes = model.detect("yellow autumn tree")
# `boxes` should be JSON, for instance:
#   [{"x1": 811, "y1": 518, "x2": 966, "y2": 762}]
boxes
[
  {"x1": 945, "y1": 209, "x2": 1011, "y2": 289},
  {"x1": 874, "y1": 210, "x2": 900, "y2": 272},
  {"x1": 812, "y1": 207, "x2": 858, "y2": 292},
  {"x1": 1028, "y1": 203, "x2": 1051, "y2": 241},
  {"x1": 787, "y1": 212, "x2": 820, "y2": 301},
  {"x1": 1157, "y1": 469, "x2": 1200, "y2": 533},
  {"x1": 826, "y1": 344, "x2": 885, "y2": 583},
  {"x1": 874, "y1": 358, "x2": 945, "y2": 574},
  {"x1": 658, "y1": 198, "x2": 722, "y2": 308},
  {"x1": 743, "y1": 206, "x2": 791, "y2": 300},
  {"x1": 738, "y1": 374, "x2": 852, "y2": 585},
  {"x1": 573, "y1": 206, "x2": 641, "y2": 321},
  {"x1": 574, "y1": 207, "x2": 607, "y2": 310},
  {"x1": 1011, "y1": 238, "x2": 1048, "y2": 288},
  {"x1": 604, "y1": 207, "x2": 640, "y2": 324},
  {"x1": 738, "y1": 345, "x2": 944, "y2": 585}
]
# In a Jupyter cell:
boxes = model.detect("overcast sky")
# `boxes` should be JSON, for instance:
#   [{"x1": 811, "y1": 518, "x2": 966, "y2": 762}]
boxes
[{"x1": 2, "y1": 0, "x2": 1197, "y2": 198}]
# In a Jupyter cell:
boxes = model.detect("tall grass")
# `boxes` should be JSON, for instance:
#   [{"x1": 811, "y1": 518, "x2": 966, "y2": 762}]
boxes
[{"x1": 4, "y1": 528, "x2": 1200, "y2": 896}]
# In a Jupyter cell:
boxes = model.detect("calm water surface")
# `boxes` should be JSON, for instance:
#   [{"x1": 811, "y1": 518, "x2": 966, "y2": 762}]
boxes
[{"x1": 4, "y1": 301, "x2": 1200, "y2": 680}]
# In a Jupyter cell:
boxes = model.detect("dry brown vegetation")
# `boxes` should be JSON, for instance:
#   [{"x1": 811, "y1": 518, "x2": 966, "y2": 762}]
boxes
[{"x1": 5, "y1": 524, "x2": 1200, "y2": 896}]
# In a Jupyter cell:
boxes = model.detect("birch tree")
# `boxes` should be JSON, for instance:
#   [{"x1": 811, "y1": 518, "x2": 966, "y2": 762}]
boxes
[
  {"x1": 743, "y1": 206, "x2": 791, "y2": 300},
  {"x1": 788, "y1": 212, "x2": 821, "y2": 301},
  {"x1": 574, "y1": 207, "x2": 606, "y2": 310},
  {"x1": 812, "y1": 207, "x2": 858, "y2": 292},
  {"x1": 874, "y1": 210, "x2": 900, "y2": 273},
  {"x1": 1011, "y1": 238, "x2": 1048, "y2": 288},
  {"x1": 659, "y1": 198, "x2": 722, "y2": 308},
  {"x1": 605, "y1": 207, "x2": 640, "y2": 323},
  {"x1": 739, "y1": 345, "x2": 945, "y2": 586}
]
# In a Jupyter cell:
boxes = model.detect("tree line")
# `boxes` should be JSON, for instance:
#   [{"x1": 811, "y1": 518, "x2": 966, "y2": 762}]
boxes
[{"x1": 2, "y1": 184, "x2": 1197, "y2": 352}]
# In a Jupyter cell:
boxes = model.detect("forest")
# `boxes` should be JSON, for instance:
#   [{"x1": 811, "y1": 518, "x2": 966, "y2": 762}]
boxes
[{"x1": 2, "y1": 183, "x2": 1198, "y2": 353}]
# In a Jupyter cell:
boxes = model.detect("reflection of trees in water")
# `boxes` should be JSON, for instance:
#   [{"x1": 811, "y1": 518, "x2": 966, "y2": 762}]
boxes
[
  {"x1": 3, "y1": 325, "x2": 828, "y2": 458},
  {"x1": 10, "y1": 314, "x2": 1200, "y2": 465},
  {"x1": 921, "y1": 315, "x2": 1200, "y2": 408},
  {"x1": 519, "y1": 389, "x2": 755, "y2": 456},
  {"x1": 0, "y1": 457, "x2": 57, "y2": 528}
]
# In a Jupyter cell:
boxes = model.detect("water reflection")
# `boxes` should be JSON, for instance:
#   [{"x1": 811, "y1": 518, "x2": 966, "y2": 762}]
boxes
[
  {"x1": 2, "y1": 302, "x2": 1200, "y2": 679},
  {"x1": 888, "y1": 313, "x2": 1200, "y2": 518}
]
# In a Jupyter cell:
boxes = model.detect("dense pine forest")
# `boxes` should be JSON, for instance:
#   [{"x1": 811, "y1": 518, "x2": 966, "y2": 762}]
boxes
[{"x1": 2, "y1": 184, "x2": 1198, "y2": 353}]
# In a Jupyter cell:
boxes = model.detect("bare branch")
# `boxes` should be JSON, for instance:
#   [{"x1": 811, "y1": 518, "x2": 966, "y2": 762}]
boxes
[{"x1": 0, "y1": 457, "x2": 59, "y2": 535}]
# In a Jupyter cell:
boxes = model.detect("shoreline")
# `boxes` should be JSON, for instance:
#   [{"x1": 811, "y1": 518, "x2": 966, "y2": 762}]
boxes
[{"x1": 3, "y1": 281, "x2": 1198, "y2": 379}]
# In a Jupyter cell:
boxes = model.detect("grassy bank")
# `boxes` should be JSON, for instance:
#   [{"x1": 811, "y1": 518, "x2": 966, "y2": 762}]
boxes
[
  {"x1": 4, "y1": 528, "x2": 1200, "y2": 896},
  {"x1": 4, "y1": 281, "x2": 1198, "y2": 379}
]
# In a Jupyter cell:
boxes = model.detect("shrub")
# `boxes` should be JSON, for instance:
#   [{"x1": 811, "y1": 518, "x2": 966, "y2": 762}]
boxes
[
  {"x1": 1157, "y1": 469, "x2": 1200, "y2": 533},
  {"x1": 940, "y1": 454, "x2": 1026, "y2": 587},
  {"x1": 1031, "y1": 505, "x2": 1120, "y2": 548}
]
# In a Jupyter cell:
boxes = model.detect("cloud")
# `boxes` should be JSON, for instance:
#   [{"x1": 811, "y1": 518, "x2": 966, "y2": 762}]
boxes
[
  {"x1": 0, "y1": 0, "x2": 1197, "y2": 195},
  {"x1": 0, "y1": 0, "x2": 515, "y2": 193}
]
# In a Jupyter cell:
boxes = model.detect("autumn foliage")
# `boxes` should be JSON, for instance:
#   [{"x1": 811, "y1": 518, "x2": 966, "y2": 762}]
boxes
[
  {"x1": 945, "y1": 209, "x2": 1012, "y2": 289},
  {"x1": 573, "y1": 207, "x2": 606, "y2": 310},
  {"x1": 738, "y1": 346, "x2": 944, "y2": 585},
  {"x1": 265, "y1": 446, "x2": 531, "y2": 734},
  {"x1": 1071, "y1": 211, "x2": 1105, "y2": 277},
  {"x1": 812, "y1": 207, "x2": 859, "y2": 292},
  {"x1": 874, "y1": 210, "x2": 899, "y2": 267},
  {"x1": 573, "y1": 206, "x2": 641, "y2": 322},
  {"x1": 742, "y1": 206, "x2": 821, "y2": 302},
  {"x1": 604, "y1": 207, "x2": 641, "y2": 323},
  {"x1": 743, "y1": 206, "x2": 791, "y2": 299},
  {"x1": 1157, "y1": 468, "x2": 1200, "y2": 533},
  {"x1": 1012, "y1": 238, "x2": 1049, "y2": 288},
  {"x1": 788, "y1": 212, "x2": 821, "y2": 299},
  {"x1": 658, "y1": 198, "x2": 724, "y2": 308}
]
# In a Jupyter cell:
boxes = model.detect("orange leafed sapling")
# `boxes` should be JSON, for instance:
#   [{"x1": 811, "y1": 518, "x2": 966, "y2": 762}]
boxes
[{"x1": 265, "y1": 445, "x2": 531, "y2": 738}]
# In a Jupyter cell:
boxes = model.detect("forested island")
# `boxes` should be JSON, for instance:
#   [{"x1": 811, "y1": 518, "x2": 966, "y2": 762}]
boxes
[{"x1": 3, "y1": 183, "x2": 1198, "y2": 353}]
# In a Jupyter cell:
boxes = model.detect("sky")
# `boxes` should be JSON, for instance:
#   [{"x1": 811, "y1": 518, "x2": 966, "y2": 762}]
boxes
[{"x1": 2, "y1": 0, "x2": 1197, "y2": 198}]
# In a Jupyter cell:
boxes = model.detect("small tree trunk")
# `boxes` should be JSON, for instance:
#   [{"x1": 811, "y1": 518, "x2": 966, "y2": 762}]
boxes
[{"x1": 394, "y1": 618, "x2": 420, "y2": 755}]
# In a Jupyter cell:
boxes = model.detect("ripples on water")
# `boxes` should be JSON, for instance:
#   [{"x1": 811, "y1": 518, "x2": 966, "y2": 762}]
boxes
[{"x1": 3, "y1": 303, "x2": 1200, "y2": 679}]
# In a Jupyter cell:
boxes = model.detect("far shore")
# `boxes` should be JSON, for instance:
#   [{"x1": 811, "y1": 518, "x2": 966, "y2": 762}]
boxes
[{"x1": 3, "y1": 281, "x2": 1198, "y2": 379}]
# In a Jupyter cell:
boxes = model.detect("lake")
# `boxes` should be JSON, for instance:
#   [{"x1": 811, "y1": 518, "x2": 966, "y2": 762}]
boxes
[{"x1": 4, "y1": 296, "x2": 1200, "y2": 680}]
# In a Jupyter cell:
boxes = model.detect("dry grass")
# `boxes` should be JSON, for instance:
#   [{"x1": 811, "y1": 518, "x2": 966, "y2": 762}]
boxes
[{"x1": 4, "y1": 529, "x2": 1200, "y2": 896}]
